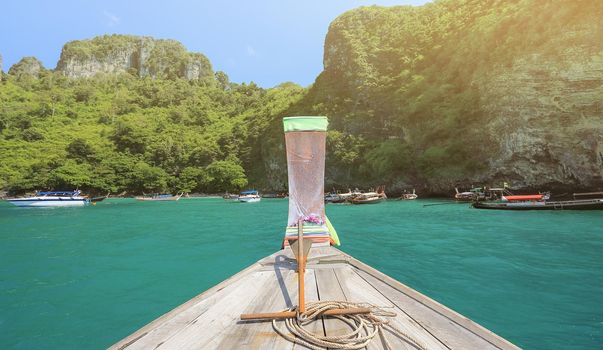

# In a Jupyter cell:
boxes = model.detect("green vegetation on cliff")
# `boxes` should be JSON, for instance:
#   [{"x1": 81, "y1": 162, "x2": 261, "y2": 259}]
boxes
[
  {"x1": 0, "y1": 72, "x2": 304, "y2": 194},
  {"x1": 292, "y1": 0, "x2": 603, "y2": 191},
  {"x1": 2, "y1": 1, "x2": 602, "y2": 195}
]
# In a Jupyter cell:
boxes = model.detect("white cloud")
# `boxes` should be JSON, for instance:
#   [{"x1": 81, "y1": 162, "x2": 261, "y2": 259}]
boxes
[
  {"x1": 103, "y1": 10, "x2": 120, "y2": 27},
  {"x1": 246, "y1": 45, "x2": 258, "y2": 57}
]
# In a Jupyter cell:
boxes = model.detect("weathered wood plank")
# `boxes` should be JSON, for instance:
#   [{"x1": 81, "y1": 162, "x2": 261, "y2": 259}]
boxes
[
  {"x1": 110, "y1": 261, "x2": 263, "y2": 350},
  {"x1": 350, "y1": 261, "x2": 520, "y2": 350},
  {"x1": 335, "y1": 266, "x2": 447, "y2": 350},
  {"x1": 123, "y1": 270, "x2": 274, "y2": 349},
  {"x1": 314, "y1": 268, "x2": 353, "y2": 342},
  {"x1": 291, "y1": 268, "x2": 323, "y2": 350},
  {"x1": 214, "y1": 268, "x2": 299, "y2": 349}
]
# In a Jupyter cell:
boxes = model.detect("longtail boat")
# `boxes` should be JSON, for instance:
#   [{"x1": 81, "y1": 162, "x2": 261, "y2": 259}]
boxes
[
  {"x1": 324, "y1": 189, "x2": 352, "y2": 203},
  {"x1": 400, "y1": 188, "x2": 418, "y2": 200},
  {"x1": 110, "y1": 116, "x2": 519, "y2": 350},
  {"x1": 135, "y1": 193, "x2": 183, "y2": 201},
  {"x1": 473, "y1": 191, "x2": 603, "y2": 210},
  {"x1": 349, "y1": 186, "x2": 387, "y2": 204}
]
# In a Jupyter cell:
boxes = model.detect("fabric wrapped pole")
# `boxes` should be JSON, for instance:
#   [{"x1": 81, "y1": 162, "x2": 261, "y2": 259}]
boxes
[{"x1": 283, "y1": 117, "x2": 332, "y2": 247}]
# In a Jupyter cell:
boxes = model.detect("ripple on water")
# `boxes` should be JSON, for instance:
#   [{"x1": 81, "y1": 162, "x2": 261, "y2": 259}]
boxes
[{"x1": 0, "y1": 198, "x2": 602, "y2": 350}]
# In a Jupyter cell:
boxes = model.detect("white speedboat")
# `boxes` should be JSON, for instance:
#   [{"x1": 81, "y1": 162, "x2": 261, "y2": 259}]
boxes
[
  {"x1": 238, "y1": 190, "x2": 261, "y2": 203},
  {"x1": 6, "y1": 190, "x2": 90, "y2": 207}
]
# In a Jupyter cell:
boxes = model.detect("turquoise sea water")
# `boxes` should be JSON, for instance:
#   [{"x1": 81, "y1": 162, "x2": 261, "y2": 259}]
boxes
[{"x1": 1, "y1": 198, "x2": 602, "y2": 349}]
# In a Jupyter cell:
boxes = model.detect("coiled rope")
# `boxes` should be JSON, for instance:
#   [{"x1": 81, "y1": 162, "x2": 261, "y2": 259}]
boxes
[{"x1": 271, "y1": 301, "x2": 428, "y2": 350}]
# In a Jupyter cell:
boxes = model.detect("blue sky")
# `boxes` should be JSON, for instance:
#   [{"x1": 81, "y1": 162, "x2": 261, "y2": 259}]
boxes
[{"x1": 0, "y1": 0, "x2": 429, "y2": 87}]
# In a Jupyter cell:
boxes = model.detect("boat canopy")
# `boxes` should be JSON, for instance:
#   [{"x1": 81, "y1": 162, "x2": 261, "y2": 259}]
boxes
[
  {"x1": 37, "y1": 190, "x2": 80, "y2": 196},
  {"x1": 503, "y1": 194, "x2": 544, "y2": 202},
  {"x1": 240, "y1": 190, "x2": 258, "y2": 195}
]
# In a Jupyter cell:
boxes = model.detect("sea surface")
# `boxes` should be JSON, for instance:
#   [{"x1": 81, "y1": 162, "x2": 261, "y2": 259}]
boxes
[{"x1": 0, "y1": 198, "x2": 602, "y2": 350}]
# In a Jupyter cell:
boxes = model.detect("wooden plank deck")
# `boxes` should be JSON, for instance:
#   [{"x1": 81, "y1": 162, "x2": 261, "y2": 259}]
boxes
[{"x1": 109, "y1": 246, "x2": 520, "y2": 350}]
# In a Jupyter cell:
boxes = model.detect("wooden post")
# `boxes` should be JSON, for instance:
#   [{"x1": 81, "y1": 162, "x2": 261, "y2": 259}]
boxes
[
  {"x1": 241, "y1": 307, "x2": 371, "y2": 320},
  {"x1": 240, "y1": 217, "x2": 369, "y2": 322},
  {"x1": 297, "y1": 218, "x2": 305, "y2": 313}
]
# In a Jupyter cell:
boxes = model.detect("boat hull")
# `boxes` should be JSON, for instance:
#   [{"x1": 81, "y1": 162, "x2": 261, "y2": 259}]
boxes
[
  {"x1": 238, "y1": 196, "x2": 261, "y2": 203},
  {"x1": 7, "y1": 198, "x2": 88, "y2": 207},
  {"x1": 135, "y1": 197, "x2": 180, "y2": 201},
  {"x1": 328, "y1": 198, "x2": 347, "y2": 204},
  {"x1": 350, "y1": 197, "x2": 385, "y2": 205},
  {"x1": 135, "y1": 193, "x2": 183, "y2": 201},
  {"x1": 400, "y1": 195, "x2": 418, "y2": 200},
  {"x1": 473, "y1": 199, "x2": 603, "y2": 210}
]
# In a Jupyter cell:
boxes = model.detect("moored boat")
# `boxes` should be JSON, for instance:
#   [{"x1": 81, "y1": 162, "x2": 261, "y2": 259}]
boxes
[
  {"x1": 399, "y1": 188, "x2": 418, "y2": 200},
  {"x1": 349, "y1": 186, "x2": 387, "y2": 205},
  {"x1": 455, "y1": 186, "x2": 513, "y2": 201},
  {"x1": 135, "y1": 193, "x2": 183, "y2": 201},
  {"x1": 349, "y1": 192, "x2": 385, "y2": 204},
  {"x1": 222, "y1": 192, "x2": 239, "y2": 200},
  {"x1": 238, "y1": 190, "x2": 261, "y2": 203},
  {"x1": 6, "y1": 190, "x2": 90, "y2": 207},
  {"x1": 473, "y1": 191, "x2": 603, "y2": 210},
  {"x1": 324, "y1": 189, "x2": 352, "y2": 203}
]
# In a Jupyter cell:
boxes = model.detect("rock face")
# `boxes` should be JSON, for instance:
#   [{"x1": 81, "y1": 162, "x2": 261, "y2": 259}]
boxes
[
  {"x1": 56, "y1": 35, "x2": 213, "y2": 81},
  {"x1": 8, "y1": 57, "x2": 45, "y2": 78},
  {"x1": 286, "y1": 1, "x2": 603, "y2": 193},
  {"x1": 480, "y1": 51, "x2": 603, "y2": 190}
]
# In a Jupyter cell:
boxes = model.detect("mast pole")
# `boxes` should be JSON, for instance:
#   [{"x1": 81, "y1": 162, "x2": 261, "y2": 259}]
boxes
[{"x1": 297, "y1": 218, "x2": 305, "y2": 313}]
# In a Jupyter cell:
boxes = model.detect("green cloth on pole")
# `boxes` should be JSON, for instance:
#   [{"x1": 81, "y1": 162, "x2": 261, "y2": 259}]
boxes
[
  {"x1": 325, "y1": 216, "x2": 341, "y2": 246},
  {"x1": 283, "y1": 116, "x2": 328, "y2": 132}
]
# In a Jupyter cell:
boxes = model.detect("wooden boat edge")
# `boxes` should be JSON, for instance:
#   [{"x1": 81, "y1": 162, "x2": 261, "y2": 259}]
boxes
[
  {"x1": 109, "y1": 247, "x2": 520, "y2": 350},
  {"x1": 336, "y1": 247, "x2": 520, "y2": 350},
  {"x1": 108, "y1": 260, "x2": 263, "y2": 350}
]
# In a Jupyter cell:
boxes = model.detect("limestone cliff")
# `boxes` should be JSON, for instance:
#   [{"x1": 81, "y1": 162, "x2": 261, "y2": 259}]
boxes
[
  {"x1": 8, "y1": 57, "x2": 46, "y2": 78},
  {"x1": 55, "y1": 35, "x2": 213, "y2": 81},
  {"x1": 282, "y1": 0, "x2": 603, "y2": 193},
  {"x1": 480, "y1": 51, "x2": 603, "y2": 190}
]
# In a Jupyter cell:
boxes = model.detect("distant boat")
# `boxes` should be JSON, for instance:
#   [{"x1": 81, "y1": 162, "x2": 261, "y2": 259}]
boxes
[
  {"x1": 473, "y1": 191, "x2": 603, "y2": 210},
  {"x1": 6, "y1": 190, "x2": 90, "y2": 207},
  {"x1": 238, "y1": 190, "x2": 261, "y2": 203},
  {"x1": 455, "y1": 187, "x2": 482, "y2": 201},
  {"x1": 455, "y1": 187, "x2": 511, "y2": 201},
  {"x1": 135, "y1": 193, "x2": 183, "y2": 201},
  {"x1": 399, "y1": 189, "x2": 418, "y2": 200},
  {"x1": 223, "y1": 192, "x2": 239, "y2": 200},
  {"x1": 349, "y1": 186, "x2": 387, "y2": 205},
  {"x1": 325, "y1": 189, "x2": 352, "y2": 203}
]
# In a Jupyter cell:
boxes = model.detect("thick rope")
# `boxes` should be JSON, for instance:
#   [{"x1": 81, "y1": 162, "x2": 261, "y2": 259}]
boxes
[{"x1": 272, "y1": 301, "x2": 428, "y2": 350}]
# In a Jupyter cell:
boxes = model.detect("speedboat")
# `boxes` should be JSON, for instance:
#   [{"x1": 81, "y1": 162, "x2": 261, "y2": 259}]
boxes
[
  {"x1": 238, "y1": 190, "x2": 261, "y2": 203},
  {"x1": 6, "y1": 190, "x2": 90, "y2": 207}
]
